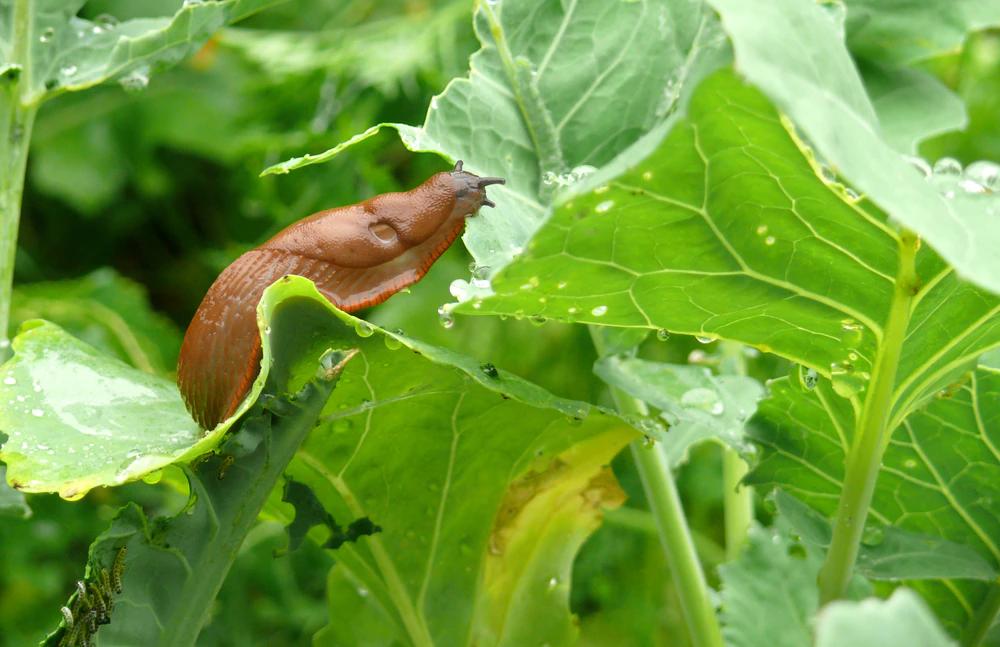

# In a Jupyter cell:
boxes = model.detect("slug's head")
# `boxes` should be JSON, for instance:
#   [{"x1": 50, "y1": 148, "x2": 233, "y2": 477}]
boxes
[{"x1": 447, "y1": 160, "x2": 506, "y2": 217}]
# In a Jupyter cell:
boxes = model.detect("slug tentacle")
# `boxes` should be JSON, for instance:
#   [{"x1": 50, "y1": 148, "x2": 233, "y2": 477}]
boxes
[{"x1": 178, "y1": 164, "x2": 504, "y2": 429}]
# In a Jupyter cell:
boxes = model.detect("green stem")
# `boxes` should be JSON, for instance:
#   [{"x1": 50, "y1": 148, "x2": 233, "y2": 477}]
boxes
[
  {"x1": 719, "y1": 342, "x2": 752, "y2": 559},
  {"x1": 590, "y1": 328, "x2": 724, "y2": 647},
  {"x1": 961, "y1": 580, "x2": 1000, "y2": 647},
  {"x1": 817, "y1": 231, "x2": 919, "y2": 603},
  {"x1": 0, "y1": 0, "x2": 38, "y2": 360},
  {"x1": 721, "y1": 449, "x2": 751, "y2": 560}
]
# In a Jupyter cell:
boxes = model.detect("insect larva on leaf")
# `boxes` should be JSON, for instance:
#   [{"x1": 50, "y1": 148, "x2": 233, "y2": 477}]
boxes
[
  {"x1": 177, "y1": 160, "x2": 504, "y2": 429},
  {"x1": 112, "y1": 545, "x2": 126, "y2": 594}
]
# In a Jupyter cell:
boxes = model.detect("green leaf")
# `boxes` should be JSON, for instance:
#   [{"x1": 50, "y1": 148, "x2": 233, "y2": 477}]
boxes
[
  {"x1": 594, "y1": 354, "x2": 763, "y2": 466},
  {"x1": 261, "y1": 0, "x2": 729, "y2": 274},
  {"x1": 845, "y1": 0, "x2": 1000, "y2": 65},
  {"x1": 774, "y1": 490, "x2": 997, "y2": 582},
  {"x1": 0, "y1": 319, "x2": 210, "y2": 499},
  {"x1": 718, "y1": 525, "x2": 821, "y2": 647},
  {"x1": 2, "y1": 0, "x2": 282, "y2": 104},
  {"x1": 708, "y1": 0, "x2": 1000, "y2": 294},
  {"x1": 750, "y1": 366, "x2": 1000, "y2": 633},
  {"x1": 862, "y1": 63, "x2": 967, "y2": 155},
  {"x1": 315, "y1": 566, "x2": 408, "y2": 647},
  {"x1": 815, "y1": 588, "x2": 956, "y2": 647},
  {"x1": 10, "y1": 268, "x2": 181, "y2": 376},
  {"x1": 460, "y1": 71, "x2": 1000, "y2": 417}
]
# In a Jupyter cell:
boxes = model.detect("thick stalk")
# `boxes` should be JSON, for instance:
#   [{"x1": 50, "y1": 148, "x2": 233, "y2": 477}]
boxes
[
  {"x1": 0, "y1": 0, "x2": 38, "y2": 359},
  {"x1": 719, "y1": 341, "x2": 752, "y2": 559},
  {"x1": 817, "y1": 231, "x2": 919, "y2": 603},
  {"x1": 961, "y1": 580, "x2": 1000, "y2": 647},
  {"x1": 590, "y1": 328, "x2": 724, "y2": 647}
]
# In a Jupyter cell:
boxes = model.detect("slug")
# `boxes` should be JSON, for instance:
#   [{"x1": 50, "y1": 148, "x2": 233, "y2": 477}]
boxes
[{"x1": 177, "y1": 161, "x2": 504, "y2": 429}]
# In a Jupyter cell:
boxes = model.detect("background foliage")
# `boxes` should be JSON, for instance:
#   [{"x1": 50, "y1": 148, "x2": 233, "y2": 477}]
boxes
[{"x1": 2, "y1": 0, "x2": 1000, "y2": 645}]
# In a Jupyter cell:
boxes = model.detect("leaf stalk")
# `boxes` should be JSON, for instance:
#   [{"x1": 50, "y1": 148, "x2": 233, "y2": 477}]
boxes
[
  {"x1": 817, "y1": 230, "x2": 919, "y2": 602},
  {"x1": 590, "y1": 328, "x2": 724, "y2": 647}
]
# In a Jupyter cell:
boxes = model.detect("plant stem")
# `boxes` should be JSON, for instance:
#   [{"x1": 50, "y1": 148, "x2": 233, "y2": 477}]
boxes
[
  {"x1": 718, "y1": 341, "x2": 753, "y2": 559},
  {"x1": 961, "y1": 580, "x2": 1000, "y2": 647},
  {"x1": 817, "y1": 230, "x2": 919, "y2": 603},
  {"x1": 0, "y1": 0, "x2": 38, "y2": 360},
  {"x1": 721, "y1": 449, "x2": 751, "y2": 560},
  {"x1": 590, "y1": 328, "x2": 724, "y2": 647}
]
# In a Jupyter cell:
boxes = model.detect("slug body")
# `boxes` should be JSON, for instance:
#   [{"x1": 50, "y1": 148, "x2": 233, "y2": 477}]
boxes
[{"x1": 177, "y1": 162, "x2": 504, "y2": 429}]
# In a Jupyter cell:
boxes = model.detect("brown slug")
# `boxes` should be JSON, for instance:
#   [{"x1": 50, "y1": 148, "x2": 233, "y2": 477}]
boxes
[{"x1": 177, "y1": 161, "x2": 504, "y2": 429}]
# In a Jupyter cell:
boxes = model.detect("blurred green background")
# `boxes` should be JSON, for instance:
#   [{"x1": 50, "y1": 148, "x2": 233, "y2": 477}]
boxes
[{"x1": 2, "y1": 0, "x2": 997, "y2": 644}]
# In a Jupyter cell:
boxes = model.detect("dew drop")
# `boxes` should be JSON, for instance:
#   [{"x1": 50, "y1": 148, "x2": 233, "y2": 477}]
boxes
[
  {"x1": 39, "y1": 27, "x2": 54, "y2": 43},
  {"x1": 756, "y1": 224, "x2": 768, "y2": 235},
  {"x1": 119, "y1": 67, "x2": 150, "y2": 93},
  {"x1": 902, "y1": 155, "x2": 931, "y2": 178},
  {"x1": 590, "y1": 305, "x2": 608, "y2": 317},
  {"x1": 31, "y1": 408, "x2": 44, "y2": 417},
  {"x1": 695, "y1": 334, "x2": 715, "y2": 344},
  {"x1": 437, "y1": 306, "x2": 455, "y2": 329},
  {"x1": 802, "y1": 368, "x2": 818, "y2": 390},
  {"x1": 958, "y1": 178, "x2": 987, "y2": 194},
  {"x1": 556, "y1": 281, "x2": 568, "y2": 289},
  {"x1": 830, "y1": 361, "x2": 867, "y2": 398},
  {"x1": 480, "y1": 362, "x2": 499, "y2": 379},
  {"x1": 595, "y1": 200, "x2": 614, "y2": 213},
  {"x1": 642, "y1": 170, "x2": 653, "y2": 181},
  {"x1": 2, "y1": 376, "x2": 15, "y2": 385},
  {"x1": 932, "y1": 157, "x2": 962, "y2": 177},
  {"x1": 594, "y1": 185, "x2": 610, "y2": 194},
  {"x1": 60, "y1": 64, "x2": 78, "y2": 77},
  {"x1": 656, "y1": 329, "x2": 670, "y2": 341},
  {"x1": 965, "y1": 160, "x2": 1000, "y2": 192},
  {"x1": 680, "y1": 387, "x2": 724, "y2": 415},
  {"x1": 861, "y1": 525, "x2": 884, "y2": 546},
  {"x1": 903, "y1": 458, "x2": 918, "y2": 469},
  {"x1": 764, "y1": 235, "x2": 776, "y2": 246},
  {"x1": 547, "y1": 576, "x2": 559, "y2": 590}
]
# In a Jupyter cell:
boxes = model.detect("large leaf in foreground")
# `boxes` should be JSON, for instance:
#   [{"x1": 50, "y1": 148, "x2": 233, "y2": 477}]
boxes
[
  {"x1": 461, "y1": 71, "x2": 1000, "y2": 420},
  {"x1": 23, "y1": 275, "x2": 634, "y2": 645},
  {"x1": 261, "y1": 0, "x2": 728, "y2": 273},
  {"x1": 708, "y1": 0, "x2": 1000, "y2": 294},
  {"x1": 750, "y1": 366, "x2": 1000, "y2": 634},
  {"x1": 260, "y1": 278, "x2": 634, "y2": 646},
  {"x1": 0, "y1": 319, "x2": 212, "y2": 499}
]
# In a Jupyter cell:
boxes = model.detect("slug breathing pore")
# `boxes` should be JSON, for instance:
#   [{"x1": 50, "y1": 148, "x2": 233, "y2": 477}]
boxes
[{"x1": 177, "y1": 161, "x2": 505, "y2": 429}]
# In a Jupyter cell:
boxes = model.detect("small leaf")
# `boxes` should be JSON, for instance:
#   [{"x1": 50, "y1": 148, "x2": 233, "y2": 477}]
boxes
[
  {"x1": 594, "y1": 354, "x2": 763, "y2": 465},
  {"x1": 815, "y1": 589, "x2": 956, "y2": 647}
]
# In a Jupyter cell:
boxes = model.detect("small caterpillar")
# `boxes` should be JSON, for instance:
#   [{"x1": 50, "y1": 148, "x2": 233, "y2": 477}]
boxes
[
  {"x1": 58, "y1": 547, "x2": 127, "y2": 647},
  {"x1": 177, "y1": 161, "x2": 504, "y2": 429}
]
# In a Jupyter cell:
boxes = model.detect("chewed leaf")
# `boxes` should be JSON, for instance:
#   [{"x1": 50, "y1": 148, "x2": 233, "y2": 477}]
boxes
[
  {"x1": 260, "y1": 0, "x2": 729, "y2": 274},
  {"x1": 594, "y1": 354, "x2": 764, "y2": 466}
]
